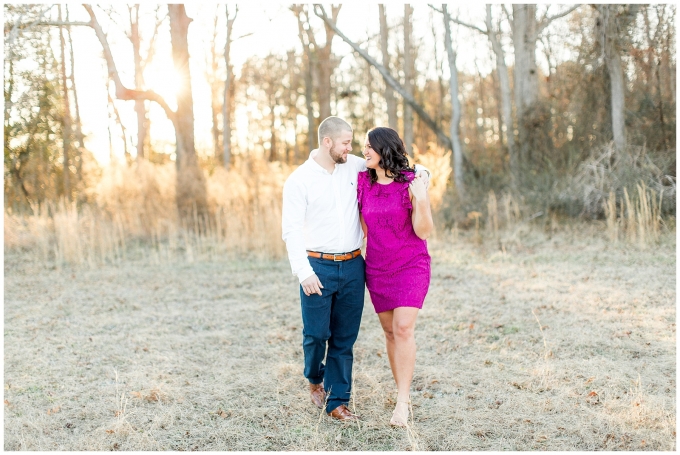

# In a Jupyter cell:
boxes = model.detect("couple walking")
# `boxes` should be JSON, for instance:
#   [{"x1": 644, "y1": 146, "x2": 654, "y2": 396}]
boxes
[{"x1": 281, "y1": 116, "x2": 433, "y2": 426}]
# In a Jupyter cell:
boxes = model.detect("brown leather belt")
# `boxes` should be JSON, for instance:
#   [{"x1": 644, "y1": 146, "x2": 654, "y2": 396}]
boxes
[{"x1": 307, "y1": 249, "x2": 361, "y2": 262}]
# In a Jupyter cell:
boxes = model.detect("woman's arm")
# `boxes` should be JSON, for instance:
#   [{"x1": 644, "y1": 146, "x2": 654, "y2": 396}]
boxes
[
  {"x1": 408, "y1": 176, "x2": 434, "y2": 240},
  {"x1": 360, "y1": 213, "x2": 368, "y2": 239}
]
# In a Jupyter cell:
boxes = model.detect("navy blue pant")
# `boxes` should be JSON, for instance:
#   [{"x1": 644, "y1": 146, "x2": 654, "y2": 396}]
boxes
[{"x1": 300, "y1": 255, "x2": 365, "y2": 413}]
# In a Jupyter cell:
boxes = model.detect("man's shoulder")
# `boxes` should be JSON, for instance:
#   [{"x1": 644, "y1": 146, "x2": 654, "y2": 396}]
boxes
[
  {"x1": 342, "y1": 154, "x2": 366, "y2": 173},
  {"x1": 284, "y1": 161, "x2": 310, "y2": 187}
]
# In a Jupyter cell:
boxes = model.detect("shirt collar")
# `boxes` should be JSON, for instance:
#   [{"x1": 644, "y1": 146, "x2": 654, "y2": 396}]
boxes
[{"x1": 307, "y1": 149, "x2": 337, "y2": 174}]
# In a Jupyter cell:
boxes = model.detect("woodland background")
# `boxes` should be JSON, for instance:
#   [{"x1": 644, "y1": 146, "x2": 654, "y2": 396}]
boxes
[{"x1": 4, "y1": 3, "x2": 676, "y2": 259}]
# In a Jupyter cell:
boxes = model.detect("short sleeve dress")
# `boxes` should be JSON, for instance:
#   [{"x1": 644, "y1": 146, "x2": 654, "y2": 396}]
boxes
[{"x1": 357, "y1": 170, "x2": 431, "y2": 313}]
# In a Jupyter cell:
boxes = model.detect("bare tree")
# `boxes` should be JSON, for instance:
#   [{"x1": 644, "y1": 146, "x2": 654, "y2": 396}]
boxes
[
  {"x1": 504, "y1": 4, "x2": 578, "y2": 162},
  {"x1": 65, "y1": 6, "x2": 85, "y2": 183},
  {"x1": 222, "y1": 5, "x2": 237, "y2": 169},
  {"x1": 120, "y1": 5, "x2": 164, "y2": 161},
  {"x1": 403, "y1": 4, "x2": 414, "y2": 156},
  {"x1": 379, "y1": 5, "x2": 397, "y2": 130},
  {"x1": 313, "y1": 4, "x2": 474, "y2": 172},
  {"x1": 485, "y1": 6, "x2": 516, "y2": 177},
  {"x1": 291, "y1": 5, "x2": 317, "y2": 151},
  {"x1": 57, "y1": 5, "x2": 72, "y2": 201},
  {"x1": 432, "y1": 4, "x2": 518, "y2": 179},
  {"x1": 295, "y1": 5, "x2": 341, "y2": 121},
  {"x1": 595, "y1": 4, "x2": 639, "y2": 151},
  {"x1": 441, "y1": 5, "x2": 465, "y2": 198},
  {"x1": 83, "y1": 5, "x2": 207, "y2": 217}
]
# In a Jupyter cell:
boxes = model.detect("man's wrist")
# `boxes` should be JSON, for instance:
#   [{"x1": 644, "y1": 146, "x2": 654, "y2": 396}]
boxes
[{"x1": 297, "y1": 268, "x2": 315, "y2": 283}]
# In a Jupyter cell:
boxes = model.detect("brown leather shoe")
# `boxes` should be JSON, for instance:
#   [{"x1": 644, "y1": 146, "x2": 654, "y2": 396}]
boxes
[
  {"x1": 309, "y1": 383, "x2": 326, "y2": 409},
  {"x1": 327, "y1": 404, "x2": 360, "y2": 421}
]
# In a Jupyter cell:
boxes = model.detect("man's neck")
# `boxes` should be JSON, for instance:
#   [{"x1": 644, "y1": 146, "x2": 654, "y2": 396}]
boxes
[{"x1": 313, "y1": 148, "x2": 337, "y2": 174}]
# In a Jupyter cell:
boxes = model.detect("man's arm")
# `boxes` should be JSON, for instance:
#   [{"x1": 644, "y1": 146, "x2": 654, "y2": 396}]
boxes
[
  {"x1": 353, "y1": 155, "x2": 430, "y2": 188},
  {"x1": 281, "y1": 178, "x2": 315, "y2": 283}
]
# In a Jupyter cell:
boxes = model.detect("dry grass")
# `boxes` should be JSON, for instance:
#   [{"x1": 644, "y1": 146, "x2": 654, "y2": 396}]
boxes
[
  {"x1": 603, "y1": 182, "x2": 665, "y2": 247},
  {"x1": 4, "y1": 223, "x2": 675, "y2": 450},
  {"x1": 4, "y1": 158, "x2": 288, "y2": 266}
]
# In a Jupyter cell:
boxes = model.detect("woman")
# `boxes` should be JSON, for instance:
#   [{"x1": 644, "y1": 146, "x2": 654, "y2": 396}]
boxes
[{"x1": 357, "y1": 126, "x2": 433, "y2": 427}]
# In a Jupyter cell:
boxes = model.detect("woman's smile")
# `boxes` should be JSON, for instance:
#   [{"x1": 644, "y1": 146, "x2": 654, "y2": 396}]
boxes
[{"x1": 363, "y1": 141, "x2": 380, "y2": 168}]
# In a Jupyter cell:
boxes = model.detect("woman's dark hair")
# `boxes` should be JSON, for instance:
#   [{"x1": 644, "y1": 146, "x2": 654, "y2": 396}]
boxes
[{"x1": 366, "y1": 127, "x2": 415, "y2": 184}]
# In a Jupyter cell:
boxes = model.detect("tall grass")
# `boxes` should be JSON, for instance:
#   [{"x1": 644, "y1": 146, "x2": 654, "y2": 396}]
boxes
[
  {"x1": 603, "y1": 181, "x2": 664, "y2": 247},
  {"x1": 4, "y1": 157, "x2": 288, "y2": 266}
]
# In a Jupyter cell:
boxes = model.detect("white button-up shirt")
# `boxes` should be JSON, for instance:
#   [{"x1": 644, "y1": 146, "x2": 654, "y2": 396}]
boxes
[{"x1": 282, "y1": 151, "x2": 366, "y2": 283}]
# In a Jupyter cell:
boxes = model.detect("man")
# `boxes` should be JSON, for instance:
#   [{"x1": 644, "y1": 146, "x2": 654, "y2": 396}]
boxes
[{"x1": 281, "y1": 117, "x2": 429, "y2": 421}]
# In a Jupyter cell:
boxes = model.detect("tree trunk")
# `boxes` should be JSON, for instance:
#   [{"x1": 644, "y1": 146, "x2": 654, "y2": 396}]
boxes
[
  {"x1": 512, "y1": 5, "x2": 541, "y2": 163},
  {"x1": 316, "y1": 6, "x2": 341, "y2": 120},
  {"x1": 66, "y1": 6, "x2": 84, "y2": 183},
  {"x1": 403, "y1": 4, "x2": 414, "y2": 156},
  {"x1": 129, "y1": 5, "x2": 147, "y2": 161},
  {"x1": 168, "y1": 5, "x2": 207, "y2": 218},
  {"x1": 304, "y1": 51, "x2": 316, "y2": 151},
  {"x1": 207, "y1": 9, "x2": 220, "y2": 162},
  {"x1": 430, "y1": 8, "x2": 445, "y2": 130},
  {"x1": 109, "y1": 88, "x2": 129, "y2": 160},
  {"x1": 486, "y1": 5, "x2": 516, "y2": 178},
  {"x1": 58, "y1": 5, "x2": 72, "y2": 201},
  {"x1": 222, "y1": 5, "x2": 236, "y2": 170},
  {"x1": 379, "y1": 5, "x2": 397, "y2": 130},
  {"x1": 596, "y1": 5, "x2": 627, "y2": 151},
  {"x1": 292, "y1": 6, "x2": 317, "y2": 152},
  {"x1": 442, "y1": 5, "x2": 465, "y2": 198}
]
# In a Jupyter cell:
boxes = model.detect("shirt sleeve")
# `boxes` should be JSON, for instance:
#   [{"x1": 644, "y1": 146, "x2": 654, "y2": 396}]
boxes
[
  {"x1": 354, "y1": 155, "x2": 368, "y2": 172},
  {"x1": 414, "y1": 163, "x2": 431, "y2": 176},
  {"x1": 281, "y1": 176, "x2": 315, "y2": 283}
]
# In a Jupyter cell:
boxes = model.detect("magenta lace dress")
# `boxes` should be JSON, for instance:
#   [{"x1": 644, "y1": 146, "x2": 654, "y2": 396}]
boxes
[{"x1": 357, "y1": 170, "x2": 431, "y2": 313}]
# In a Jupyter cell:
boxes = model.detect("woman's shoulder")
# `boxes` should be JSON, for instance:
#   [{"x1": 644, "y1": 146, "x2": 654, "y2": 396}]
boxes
[
  {"x1": 399, "y1": 168, "x2": 416, "y2": 182},
  {"x1": 358, "y1": 170, "x2": 370, "y2": 184}
]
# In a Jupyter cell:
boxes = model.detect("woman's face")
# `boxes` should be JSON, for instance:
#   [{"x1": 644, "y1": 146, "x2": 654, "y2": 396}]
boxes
[{"x1": 362, "y1": 136, "x2": 382, "y2": 169}]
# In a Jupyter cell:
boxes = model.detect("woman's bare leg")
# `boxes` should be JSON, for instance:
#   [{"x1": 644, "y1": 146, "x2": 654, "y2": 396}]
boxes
[
  {"x1": 377, "y1": 310, "x2": 397, "y2": 385},
  {"x1": 392, "y1": 307, "x2": 419, "y2": 397},
  {"x1": 379, "y1": 307, "x2": 419, "y2": 425}
]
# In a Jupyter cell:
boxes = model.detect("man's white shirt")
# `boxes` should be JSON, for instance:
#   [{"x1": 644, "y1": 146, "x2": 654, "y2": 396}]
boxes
[
  {"x1": 282, "y1": 151, "x2": 365, "y2": 283},
  {"x1": 282, "y1": 150, "x2": 430, "y2": 283}
]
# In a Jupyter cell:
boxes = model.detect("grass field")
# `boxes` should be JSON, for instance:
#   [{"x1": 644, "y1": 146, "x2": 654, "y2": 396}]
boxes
[{"x1": 4, "y1": 224, "x2": 676, "y2": 450}]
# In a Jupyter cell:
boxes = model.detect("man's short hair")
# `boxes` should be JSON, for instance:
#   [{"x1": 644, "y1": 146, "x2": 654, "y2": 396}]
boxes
[{"x1": 318, "y1": 116, "x2": 352, "y2": 146}]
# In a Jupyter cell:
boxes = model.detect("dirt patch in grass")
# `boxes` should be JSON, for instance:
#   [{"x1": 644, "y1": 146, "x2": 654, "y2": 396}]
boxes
[{"x1": 4, "y1": 226, "x2": 675, "y2": 450}]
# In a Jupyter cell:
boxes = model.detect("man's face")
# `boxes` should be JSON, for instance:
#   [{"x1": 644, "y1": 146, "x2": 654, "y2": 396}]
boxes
[{"x1": 328, "y1": 130, "x2": 353, "y2": 164}]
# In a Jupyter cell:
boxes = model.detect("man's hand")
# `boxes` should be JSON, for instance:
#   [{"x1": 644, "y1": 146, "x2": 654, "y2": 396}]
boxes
[
  {"x1": 415, "y1": 169, "x2": 430, "y2": 189},
  {"x1": 301, "y1": 273, "x2": 324, "y2": 296},
  {"x1": 409, "y1": 175, "x2": 428, "y2": 201}
]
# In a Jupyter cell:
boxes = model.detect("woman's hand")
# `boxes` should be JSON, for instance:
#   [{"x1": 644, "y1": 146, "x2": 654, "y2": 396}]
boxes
[{"x1": 409, "y1": 175, "x2": 428, "y2": 201}]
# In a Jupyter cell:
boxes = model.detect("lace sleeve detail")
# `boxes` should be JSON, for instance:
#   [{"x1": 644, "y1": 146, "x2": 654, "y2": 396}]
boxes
[{"x1": 357, "y1": 171, "x2": 369, "y2": 212}]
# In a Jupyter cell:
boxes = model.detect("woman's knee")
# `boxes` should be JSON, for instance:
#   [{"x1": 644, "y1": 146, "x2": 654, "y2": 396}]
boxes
[
  {"x1": 393, "y1": 321, "x2": 414, "y2": 340},
  {"x1": 382, "y1": 327, "x2": 395, "y2": 342}
]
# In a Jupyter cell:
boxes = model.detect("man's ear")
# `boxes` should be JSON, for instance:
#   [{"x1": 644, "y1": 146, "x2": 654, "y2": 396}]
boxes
[{"x1": 322, "y1": 136, "x2": 332, "y2": 148}]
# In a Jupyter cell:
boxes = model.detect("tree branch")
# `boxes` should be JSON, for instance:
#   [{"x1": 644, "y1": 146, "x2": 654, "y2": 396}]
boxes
[
  {"x1": 141, "y1": 6, "x2": 166, "y2": 73},
  {"x1": 538, "y1": 5, "x2": 580, "y2": 33},
  {"x1": 428, "y1": 4, "x2": 488, "y2": 35},
  {"x1": 83, "y1": 4, "x2": 176, "y2": 122},
  {"x1": 5, "y1": 5, "x2": 56, "y2": 47}
]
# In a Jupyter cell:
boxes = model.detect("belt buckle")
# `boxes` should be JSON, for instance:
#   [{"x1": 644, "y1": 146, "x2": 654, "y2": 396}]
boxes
[{"x1": 333, "y1": 253, "x2": 343, "y2": 262}]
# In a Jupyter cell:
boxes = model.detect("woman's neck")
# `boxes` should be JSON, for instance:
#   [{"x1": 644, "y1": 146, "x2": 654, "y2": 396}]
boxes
[{"x1": 374, "y1": 167, "x2": 392, "y2": 184}]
